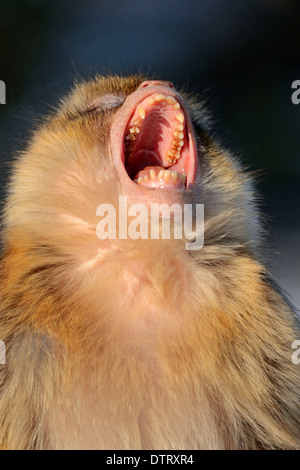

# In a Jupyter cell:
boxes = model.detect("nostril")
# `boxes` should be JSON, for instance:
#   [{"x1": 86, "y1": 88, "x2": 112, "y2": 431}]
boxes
[{"x1": 140, "y1": 80, "x2": 174, "y2": 89}]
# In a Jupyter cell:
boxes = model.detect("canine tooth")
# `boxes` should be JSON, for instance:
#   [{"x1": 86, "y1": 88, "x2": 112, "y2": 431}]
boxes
[
  {"x1": 176, "y1": 113, "x2": 184, "y2": 123},
  {"x1": 173, "y1": 103, "x2": 180, "y2": 109},
  {"x1": 137, "y1": 177, "x2": 143, "y2": 184},
  {"x1": 164, "y1": 170, "x2": 171, "y2": 182},
  {"x1": 158, "y1": 170, "x2": 165, "y2": 180},
  {"x1": 139, "y1": 107, "x2": 146, "y2": 119},
  {"x1": 176, "y1": 123, "x2": 184, "y2": 131},
  {"x1": 143, "y1": 175, "x2": 149, "y2": 182},
  {"x1": 150, "y1": 169, "x2": 156, "y2": 180}
]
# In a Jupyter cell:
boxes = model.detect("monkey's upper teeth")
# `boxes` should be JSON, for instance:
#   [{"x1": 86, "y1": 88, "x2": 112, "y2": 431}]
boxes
[{"x1": 176, "y1": 113, "x2": 184, "y2": 123}]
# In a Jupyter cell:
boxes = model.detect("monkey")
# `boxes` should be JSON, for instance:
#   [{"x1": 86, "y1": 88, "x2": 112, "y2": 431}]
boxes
[{"x1": 0, "y1": 75, "x2": 299, "y2": 450}]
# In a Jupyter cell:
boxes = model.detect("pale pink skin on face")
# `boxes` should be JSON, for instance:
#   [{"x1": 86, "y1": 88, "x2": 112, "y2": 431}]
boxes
[{"x1": 110, "y1": 81, "x2": 199, "y2": 206}]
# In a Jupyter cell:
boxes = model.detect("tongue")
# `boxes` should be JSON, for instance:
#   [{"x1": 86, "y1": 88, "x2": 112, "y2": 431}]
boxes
[{"x1": 125, "y1": 150, "x2": 162, "y2": 179}]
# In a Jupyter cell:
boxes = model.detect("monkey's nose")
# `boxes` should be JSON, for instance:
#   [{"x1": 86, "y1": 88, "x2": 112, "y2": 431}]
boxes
[{"x1": 140, "y1": 80, "x2": 174, "y2": 89}]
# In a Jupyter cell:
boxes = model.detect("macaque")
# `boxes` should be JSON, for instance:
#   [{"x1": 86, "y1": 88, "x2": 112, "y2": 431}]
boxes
[{"x1": 0, "y1": 75, "x2": 299, "y2": 450}]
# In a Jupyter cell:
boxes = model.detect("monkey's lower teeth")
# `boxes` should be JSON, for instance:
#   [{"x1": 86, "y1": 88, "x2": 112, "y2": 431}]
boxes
[{"x1": 133, "y1": 167, "x2": 186, "y2": 189}]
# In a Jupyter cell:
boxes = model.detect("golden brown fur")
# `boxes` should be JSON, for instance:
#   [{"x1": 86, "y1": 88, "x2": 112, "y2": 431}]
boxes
[{"x1": 0, "y1": 75, "x2": 299, "y2": 449}]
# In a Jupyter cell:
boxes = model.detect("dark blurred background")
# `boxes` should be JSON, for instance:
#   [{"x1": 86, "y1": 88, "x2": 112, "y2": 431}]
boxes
[{"x1": 0, "y1": 0, "x2": 299, "y2": 306}]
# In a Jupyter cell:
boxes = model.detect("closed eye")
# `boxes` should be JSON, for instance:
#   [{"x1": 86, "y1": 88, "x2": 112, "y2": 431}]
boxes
[{"x1": 83, "y1": 94, "x2": 125, "y2": 114}]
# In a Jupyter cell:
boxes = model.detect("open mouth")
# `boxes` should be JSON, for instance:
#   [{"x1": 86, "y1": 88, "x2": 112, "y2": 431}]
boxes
[{"x1": 122, "y1": 90, "x2": 197, "y2": 190}]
